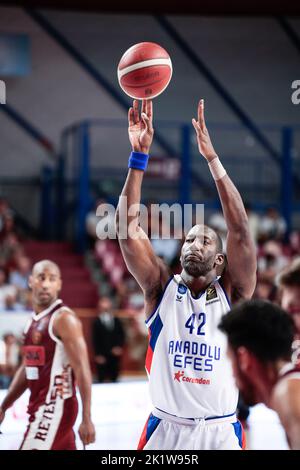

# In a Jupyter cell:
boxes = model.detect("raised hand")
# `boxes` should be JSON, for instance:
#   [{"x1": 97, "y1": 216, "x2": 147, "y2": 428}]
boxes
[
  {"x1": 128, "y1": 99, "x2": 154, "y2": 154},
  {"x1": 192, "y1": 99, "x2": 218, "y2": 162}
]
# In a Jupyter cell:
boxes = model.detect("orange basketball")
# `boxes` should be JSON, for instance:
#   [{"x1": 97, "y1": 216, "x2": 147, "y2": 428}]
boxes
[{"x1": 117, "y1": 42, "x2": 172, "y2": 100}]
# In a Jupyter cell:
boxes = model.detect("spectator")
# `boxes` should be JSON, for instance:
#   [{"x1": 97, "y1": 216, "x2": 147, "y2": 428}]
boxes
[
  {"x1": 9, "y1": 256, "x2": 31, "y2": 290},
  {"x1": 277, "y1": 257, "x2": 300, "y2": 344},
  {"x1": 258, "y1": 240, "x2": 289, "y2": 283},
  {"x1": 0, "y1": 333, "x2": 20, "y2": 389},
  {"x1": 92, "y1": 297, "x2": 126, "y2": 383},
  {"x1": 258, "y1": 207, "x2": 287, "y2": 242},
  {"x1": 4, "y1": 293, "x2": 24, "y2": 312},
  {"x1": 0, "y1": 198, "x2": 11, "y2": 234},
  {"x1": 0, "y1": 268, "x2": 17, "y2": 310}
]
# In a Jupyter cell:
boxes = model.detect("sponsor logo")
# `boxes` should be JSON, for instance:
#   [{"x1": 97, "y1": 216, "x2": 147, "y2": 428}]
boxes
[
  {"x1": 23, "y1": 345, "x2": 45, "y2": 367},
  {"x1": 34, "y1": 366, "x2": 73, "y2": 442},
  {"x1": 174, "y1": 370, "x2": 184, "y2": 382},
  {"x1": 176, "y1": 294, "x2": 183, "y2": 302},
  {"x1": 173, "y1": 370, "x2": 210, "y2": 385},
  {"x1": 205, "y1": 285, "x2": 219, "y2": 304}
]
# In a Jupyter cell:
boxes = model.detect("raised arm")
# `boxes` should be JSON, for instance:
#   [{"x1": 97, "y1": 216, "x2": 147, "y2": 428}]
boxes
[
  {"x1": 54, "y1": 310, "x2": 95, "y2": 446},
  {"x1": 0, "y1": 363, "x2": 27, "y2": 426},
  {"x1": 116, "y1": 100, "x2": 170, "y2": 301},
  {"x1": 192, "y1": 100, "x2": 257, "y2": 301}
]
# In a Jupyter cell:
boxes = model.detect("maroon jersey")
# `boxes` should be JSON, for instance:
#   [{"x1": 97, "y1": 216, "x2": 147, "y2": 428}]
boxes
[{"x1": 21, "y1": 299, "x2": 78, "y2": 450}]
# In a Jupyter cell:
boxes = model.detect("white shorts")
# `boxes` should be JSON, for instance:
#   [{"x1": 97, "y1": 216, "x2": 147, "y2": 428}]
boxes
[{"x1": 138, "y1": 408, "x2": 245, "y2": 450}]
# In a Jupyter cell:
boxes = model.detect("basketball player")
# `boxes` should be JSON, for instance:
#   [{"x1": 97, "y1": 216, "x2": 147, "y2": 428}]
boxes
[
  {"x1": 116, "y1": 99, "x2": 257, "y2": 450},
  {"x1": 219, "y1": 300, "x2": 300, "y2": 450},
  {"x1": 278, "y1": 257, "x2": 300, "y2": 338},
  {"x1": 0, "y1": 260, "x2": 95, "y2": 450},
  {"x1": 277, "y1": 257, "x2": 300, "y2": 365}
]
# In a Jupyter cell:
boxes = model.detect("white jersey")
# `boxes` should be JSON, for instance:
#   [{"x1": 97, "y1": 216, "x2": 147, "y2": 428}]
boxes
[{"x1": 145, "y1": 275, "x2": 238, "y2": 419}]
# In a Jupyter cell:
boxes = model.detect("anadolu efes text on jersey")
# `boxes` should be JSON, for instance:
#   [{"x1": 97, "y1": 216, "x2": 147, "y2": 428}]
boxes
[{"x1": 145, "y1": 275, "x2": 238, "y2": 418}]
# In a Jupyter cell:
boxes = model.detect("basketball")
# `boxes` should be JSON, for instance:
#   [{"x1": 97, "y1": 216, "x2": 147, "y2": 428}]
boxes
[{"x1": 117, "y1": 42, "x2": 172, "y2": 100}]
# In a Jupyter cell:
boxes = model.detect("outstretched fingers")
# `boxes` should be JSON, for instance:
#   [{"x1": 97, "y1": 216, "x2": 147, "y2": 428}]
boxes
[
  {"x1": 128, "y1": 107, "x2": 134, "y2": 127},
  {"x1": 197, "y1": 99, "x2": 205, "y2": 132},
  {"x1": 147, "y1": 100, "x2": 153, "y2": 123},
  {"x1": 133, "y1": 99, "x2": 140, "y2": 124}
]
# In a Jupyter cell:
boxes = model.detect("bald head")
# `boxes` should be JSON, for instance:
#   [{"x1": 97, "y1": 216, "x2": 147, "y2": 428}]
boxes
[
  {"x1": 32, "y1": 260, "x2": 61, "y2": 278},
  {"x1": 187, "y1": 225, "x2": 223, "y2": 253},
  {"x1": 29, "y1": 260, "x2": 62, "y2": 310}
]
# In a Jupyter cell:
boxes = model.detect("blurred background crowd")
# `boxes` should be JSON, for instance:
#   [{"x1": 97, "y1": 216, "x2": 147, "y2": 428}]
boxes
[{"x1": 1, "y1": 194, "x2": 299, "y2": 390}]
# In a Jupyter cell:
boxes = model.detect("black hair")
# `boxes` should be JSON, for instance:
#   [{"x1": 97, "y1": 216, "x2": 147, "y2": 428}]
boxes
[{"x1": 219, "y1": 300, "x2": 295, "y2": 362}]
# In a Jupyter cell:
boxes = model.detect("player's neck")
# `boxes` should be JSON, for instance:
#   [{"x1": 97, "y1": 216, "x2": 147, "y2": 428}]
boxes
[
  {"x1": 33, "y1": 297, "x2": 58, "y2": 314},
  {"x1": 180, "y1": 270, "x2": 216, "y2": 297},
  {"x1": 261, "y1": 360, "x2": 287, "y2": 407}
]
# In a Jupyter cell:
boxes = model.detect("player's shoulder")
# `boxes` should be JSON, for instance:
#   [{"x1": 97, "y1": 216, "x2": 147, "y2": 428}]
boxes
[
  {"x1": 218, "y1": 268, "x2": 254, "y2": 305},
  {"x1": 144, "y1": 263, "x2": 174, "y2": 319},
  {"x1": 273, "y1": 374, "x2": 300, "y2": 415},
  {"x1": 145, "y1": 257, "x2": 173, "y2": 299},
  {"x1": 53, "y1": 305, "x2": 79, "y2": 328}
]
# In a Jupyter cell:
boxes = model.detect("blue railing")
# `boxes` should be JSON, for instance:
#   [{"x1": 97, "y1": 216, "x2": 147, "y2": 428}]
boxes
[{"x1": 42, "y1": 119, "x2": 299, "y2": 251}]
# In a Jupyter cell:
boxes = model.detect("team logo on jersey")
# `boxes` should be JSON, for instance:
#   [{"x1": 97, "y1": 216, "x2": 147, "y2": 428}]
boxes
[
  {"x1": 31, "y1": 330, "x2": 43, "y2": 345},
  {"x1": 178, "y1": 284, "x2": 187, "y2": 295},
  {"x1": 205, "y1": 286, "x2": 219, "y2": 304},
  {"x1": 176, "y1": 284, "x2": 187, "y2": 302}
]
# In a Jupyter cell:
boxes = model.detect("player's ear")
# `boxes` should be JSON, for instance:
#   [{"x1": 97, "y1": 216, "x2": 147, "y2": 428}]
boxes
[
  {"x1": 28, "y1": 275, "x2": 33, "y2": 290},
  {"x1": 237, "y1": 347, "x2": 251, "y2": 373},
  {"x1": 215, "y1": 253, "x2": 225, "y2": 266},
  {"x1": 57, "y1": 278, "x2": 62, "y2": 292}
]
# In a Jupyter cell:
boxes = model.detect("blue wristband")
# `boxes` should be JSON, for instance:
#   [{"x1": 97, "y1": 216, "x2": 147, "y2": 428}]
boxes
[{"x1": 128, "y1": 151, "x2": 149, "y2": 171}]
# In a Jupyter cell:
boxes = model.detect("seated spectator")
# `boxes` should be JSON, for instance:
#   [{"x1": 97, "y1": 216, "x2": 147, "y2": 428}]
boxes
[
  {"x1": 4, "y1": 293, "x2": 24, "y2": 312},
  {"x1": 0, "y1": 198, "x2": 11, "y2": 234},
  {"x1": 258, "y1": 207, "x2": 287, "y2": 242},
  {"x1": 0, "y1": 333, "x2": 20, "y2": 389},
  {"x1": 92, "y1": 297, "x2": 126, "y2": 383},
  {"x1": 9, "y1": 255, "x2": 31, "y2": 307},
  {"x1": 0, "y1": 268, "x2": 17, "y2": 310},
  {"x1": 258, "y1": 240, "x2": 289, "y2": 283},
  {"x1": 0, "y1": 233, "x2": 23, "y2": 271},
  {"x1": 9, "y1": 255, "x2": 31, "y2": 290}
]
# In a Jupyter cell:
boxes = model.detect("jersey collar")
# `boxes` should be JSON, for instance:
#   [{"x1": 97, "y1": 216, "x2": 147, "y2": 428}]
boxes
[{"x1": 32, "y1": 298, "x2": 63, "y2": 321}]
